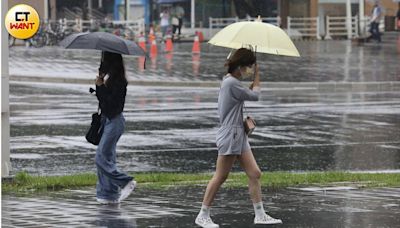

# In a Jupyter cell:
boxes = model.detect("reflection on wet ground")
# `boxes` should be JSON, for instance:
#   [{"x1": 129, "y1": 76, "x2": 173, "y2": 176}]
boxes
[
  {"x1": 8, "y1": 33, "x2": 400, "y2": 174},
  {"x1": 9, "y1": 80, "x2": 400, "y2": 175},
  {"x1": 9, "y1": 33, "x2": 400, "y2": 83},
  {"x1": 2, "y1": 186, "x2": 400, "y2": 227}
]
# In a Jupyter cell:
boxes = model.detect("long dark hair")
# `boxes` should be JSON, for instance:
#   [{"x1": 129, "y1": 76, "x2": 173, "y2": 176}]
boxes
[
  {"x1": 225, "y1": 48, "x2": 256, "y2": 74},
  {"x1": 99, "y1": 51, "x2": 128, "y2": 87}
]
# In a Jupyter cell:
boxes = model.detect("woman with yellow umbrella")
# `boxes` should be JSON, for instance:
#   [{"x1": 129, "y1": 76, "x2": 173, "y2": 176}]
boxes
[{"x1": 195, "y1": 18, "x2": 299, "y2": 228}]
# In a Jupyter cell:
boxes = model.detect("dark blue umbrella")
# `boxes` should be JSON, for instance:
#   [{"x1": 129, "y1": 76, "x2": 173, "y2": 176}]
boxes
[{"x1": 59, "y1": 32, "x2": 146, "y2": 56}]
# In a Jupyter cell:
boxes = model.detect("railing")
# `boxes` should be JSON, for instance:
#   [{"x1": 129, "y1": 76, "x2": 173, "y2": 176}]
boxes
[
  {"x1": 239, "y1": 16, "x2": 281, "y2": 26},
  {"x1": 209, "y1": 16, "x2": 281, "y2": 36},
  {"x1": 325, "y1": 16, "x2": 358, "y2": 39},
  {"x1": 209, "y1": 17, "x2": 239, "y2": 29},
  {"x1": 113, "y1": 19, "x2": 146, "y2": 34},
  {"x1": 287, "y1": 17, "x2": 321, "y2": 39},
  {"x1": 51, "y1": 18, "x2": 145, "y2": 36},
  {"x1": 209, "y1": 16, "x2": 389, "y2": 40}
]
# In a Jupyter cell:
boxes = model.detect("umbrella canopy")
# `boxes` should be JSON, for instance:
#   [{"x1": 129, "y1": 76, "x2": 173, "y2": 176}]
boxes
[
  {"x1": 59, "y1": 32, "x2": 146, "y2": 56},
  {"x1": 208, "y1": 20, "x2": 300, "y2": 57}
]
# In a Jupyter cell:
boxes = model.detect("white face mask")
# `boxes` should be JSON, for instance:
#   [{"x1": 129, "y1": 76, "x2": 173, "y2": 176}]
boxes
[{"x1": 240, "y1": 65, "x2": 254, "y2": 79}]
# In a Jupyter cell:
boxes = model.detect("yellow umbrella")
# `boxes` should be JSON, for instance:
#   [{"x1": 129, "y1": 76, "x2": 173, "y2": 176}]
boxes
[{"x1": 208, "y1": 19, "x2": 300, "y2": 57}]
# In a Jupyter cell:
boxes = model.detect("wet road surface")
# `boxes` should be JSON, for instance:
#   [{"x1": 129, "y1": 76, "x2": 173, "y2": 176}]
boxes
[
  {"x1": 9, "y1": 81, "x2": 400, "y2": 175},
  {"x1": 3, "y1": 186, "x2": 400, "y2": 227},
  {"x1": 7, "y1": 32, "x2": 400, "y2": 175}
]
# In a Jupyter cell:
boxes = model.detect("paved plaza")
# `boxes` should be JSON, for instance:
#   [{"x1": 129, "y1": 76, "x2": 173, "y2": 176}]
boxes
[
  {"x1": 3, "y1": 186, "x2": 400, "y2": 227},
  {"x1": 3, "y1": 32, "x2": 400, "y2": 227}
]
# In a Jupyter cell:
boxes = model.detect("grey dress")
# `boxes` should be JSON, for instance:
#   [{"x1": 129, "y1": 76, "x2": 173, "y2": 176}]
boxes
[{"x1": 216, "y1": 74, "x2": 260, "y2": 155}]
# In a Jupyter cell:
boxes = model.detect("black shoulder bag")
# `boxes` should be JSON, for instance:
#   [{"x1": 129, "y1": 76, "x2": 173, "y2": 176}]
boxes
[
  {"x1": 86, "y1": 105, "x2": 103, "y2": 145},
  {"x1": 86, "y1": 87, "x2": 104, "y2": 145}
]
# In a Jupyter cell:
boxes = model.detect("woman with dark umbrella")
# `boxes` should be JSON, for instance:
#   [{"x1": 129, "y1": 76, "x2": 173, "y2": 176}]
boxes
[{"x1": 95, "y1": 51, "x2": 136, "y2": 204}]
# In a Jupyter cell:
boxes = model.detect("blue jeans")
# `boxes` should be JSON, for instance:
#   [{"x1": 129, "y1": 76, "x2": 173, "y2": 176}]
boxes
[
  {"x1": 161, "y1": 26, "x2": 168, "y2": 38},
  {"x1": 95, "y1": 113, "x2": 133, "y2": 200},
  {"x1": 370, "y1": 22, "x2": 381, "y2": 42}
]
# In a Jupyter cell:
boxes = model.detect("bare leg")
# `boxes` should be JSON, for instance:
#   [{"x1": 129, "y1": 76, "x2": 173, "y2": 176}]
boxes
[
  {"x1": 202, "y1": 155, "x2": 237, "y2": 206},
  {"x1": 238, "y1": 150, "x2": 262, "y2": 203},
  {"x1": 239, "y1": 150, "x2": 282, "y2": 224}
]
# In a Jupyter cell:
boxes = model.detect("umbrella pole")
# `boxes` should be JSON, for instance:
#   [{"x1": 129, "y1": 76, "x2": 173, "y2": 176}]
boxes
[
  {"x1": 253, "y1": 46, "x2": 257, "y2": 80},
  {"x1": 227, "y1": 49, "x2": 234, "y2": 59},
  {"x1": 255, "y1": 46, "x2": 257, "y2": 62}
]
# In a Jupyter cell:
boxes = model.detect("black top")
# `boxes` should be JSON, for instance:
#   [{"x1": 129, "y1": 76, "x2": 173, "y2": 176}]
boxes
[{"x1": 96, "y1": 81, "x2": 127, "y2": 119}]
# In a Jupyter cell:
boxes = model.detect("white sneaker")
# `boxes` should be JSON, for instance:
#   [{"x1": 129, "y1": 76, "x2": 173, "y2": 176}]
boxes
[
  {"x1": 119, "y1": 180, "x2": 137, "y2": 202},
  {"x1": 195, "y1": 215, "x2": 219, "y2": 228},
  {"x1": 96, "y1": 198, "x2": 120, "y2": 205},
  {"x1": 254, "y1": 213, "x2": 283, "y2": 225}
]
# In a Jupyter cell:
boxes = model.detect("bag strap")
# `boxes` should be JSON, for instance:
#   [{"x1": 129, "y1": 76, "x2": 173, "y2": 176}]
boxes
[{"x1": 243, "y1": 102, "x2": 249, "y2": 117}]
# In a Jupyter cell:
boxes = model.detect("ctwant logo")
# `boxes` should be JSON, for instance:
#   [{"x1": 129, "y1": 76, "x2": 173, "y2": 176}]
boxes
[{"x1": 5, "y1": 4, "x2": 40, "y2": 39}]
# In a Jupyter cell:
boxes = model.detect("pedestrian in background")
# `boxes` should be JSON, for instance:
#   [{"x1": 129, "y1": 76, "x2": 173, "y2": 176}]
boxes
[
  {"x1": 172, "y1": 4, "x2": 185, "y2": 37},
  {"x1": 195, "y1": 48, "x2": 282, "y2": 228},
  {"x1": 369, "y1": 2, "x2": 382, "y2": 43},
  {"x1": 95, "y1": 51, "x2": 136, "y2": 204},
  {"x1": 160, "y1": 8, "x2": 170, "y2": 39}
]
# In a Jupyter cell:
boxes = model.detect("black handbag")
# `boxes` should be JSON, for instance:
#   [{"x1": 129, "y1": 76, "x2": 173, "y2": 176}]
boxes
[{"x1": 85, "y1": 106, "x2": 104, "y2": 145}]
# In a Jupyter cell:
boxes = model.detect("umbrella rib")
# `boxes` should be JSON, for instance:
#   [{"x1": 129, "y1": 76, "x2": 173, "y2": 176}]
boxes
[{"x1": 229, "y1": 23, "x2": 249, "y2": 47}]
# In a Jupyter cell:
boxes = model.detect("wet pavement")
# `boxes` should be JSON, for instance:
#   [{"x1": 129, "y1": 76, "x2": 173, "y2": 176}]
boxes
[
  {"x1": 2, "y1": 186, "x2": 400, "y2": 227},
  {"x1": 4, "y1": 32, "x2": 400, "y2": 228},
  {"x1": 7, "y1": 32, "x2": 400, "y2": 175},
  {"x1": 9, "y1": 33, "x2": 400, "y2": 83},
  {"x1": 9, "y1": 80, "x2": 400, "y2": 175}
]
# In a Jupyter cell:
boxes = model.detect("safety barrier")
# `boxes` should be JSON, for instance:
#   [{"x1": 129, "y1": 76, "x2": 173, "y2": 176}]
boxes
[
  {"x1": 325, "y1": 16, "x2": 358, "y2": 39},
  {"x1": 287, "y1": 17, "x2": 321, "y2": 39},
  {"x1": 209, "y1": 16, "x2": 281, "y2": 36},
  {"x1": 113, "y1": 19, "x2": 146, "y2": 34},
  {"x1": 50, "y1": 18, "x2": 145, "y2": 36}
]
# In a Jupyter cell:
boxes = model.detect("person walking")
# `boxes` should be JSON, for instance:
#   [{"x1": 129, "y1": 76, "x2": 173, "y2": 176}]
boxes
[
  {"x1": 172, "y1": 4, "x2": 185, "y2": 37},
  {"x1": 195, "y1": 48, "x2": 282, "y2": 228},
  {"x1": 95, "y1": 51, "x2": 136, "y2": 204},
  {"x1": 369, "y1": 2, "x2": 382, "y2": 43},
  {"x1": 160, "y1": 8, "x2": 170, "y2": 40}
]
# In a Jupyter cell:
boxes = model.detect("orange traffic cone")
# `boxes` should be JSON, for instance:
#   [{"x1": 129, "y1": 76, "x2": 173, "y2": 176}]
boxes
[
  {"x1": 150, "y1": 39, "x2": 158, "y2": 57},
  {"x1": 165, "y1": 35, "x2": 173, "y2": 52},
  {"x1": 138, "y1": 56, "x2": 146, "y2": 72},
  {"x1": 138, "y1": 34, "x2": 146, "y2": 52},
  {"x1": 151, "y1": 55, "x2": 157, "y2": 70},
  {"x1": 192, "y1": 53, "x2": 200, "y2": 77},
  {"x1": 192, "y1": 35, "x2": 200, "y2": 53},
  {"x1": 165, "y1": 52, "x2": 173, "y2": 71},
  {"x1": 196, "y1": 31, "x2": 204, "y2": 43},
  {"x1": 148, "y1": 26, "x2": 155, "y2": 44}
]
